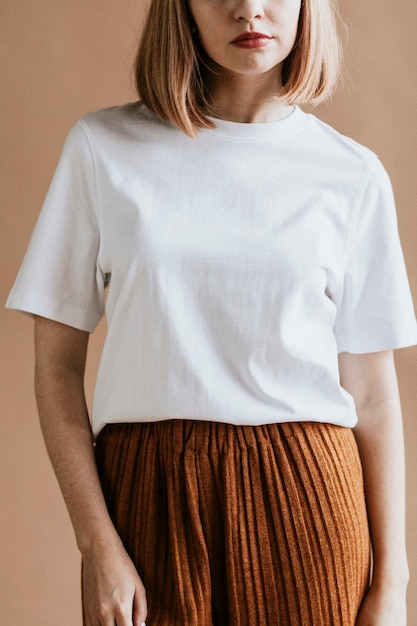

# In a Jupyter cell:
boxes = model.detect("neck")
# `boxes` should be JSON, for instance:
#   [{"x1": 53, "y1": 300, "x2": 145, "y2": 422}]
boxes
[{"x1": 203, "y1": 65, "x2": 292, "y2": 124}]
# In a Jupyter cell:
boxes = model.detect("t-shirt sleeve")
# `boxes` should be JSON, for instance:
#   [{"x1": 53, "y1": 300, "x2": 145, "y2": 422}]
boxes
[
  {"x1": 333, "y1": 157, "x2": 417, "y2": 353},
  {"x1": 6, "y1": 120, "x2": 105, "y2": 332}
]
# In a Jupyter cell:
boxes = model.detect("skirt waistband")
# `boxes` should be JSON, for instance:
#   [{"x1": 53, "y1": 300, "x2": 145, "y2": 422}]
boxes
[{"x1": 96, "y1": 419, "x2": 354, "y2": 456}]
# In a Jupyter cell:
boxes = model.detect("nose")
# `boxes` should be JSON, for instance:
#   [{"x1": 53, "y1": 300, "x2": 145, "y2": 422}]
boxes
[{"x1": 233, "y1": 0, "x2": 264, "y2": 22}]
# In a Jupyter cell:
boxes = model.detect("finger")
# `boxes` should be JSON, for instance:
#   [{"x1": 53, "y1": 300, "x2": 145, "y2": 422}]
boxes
[
  {"x1": 113, "y1": 603, "x2": 137, "y2": 626},
  {"x1": 98, "y1": 603, "x2": 131, "y2": 626},
  {"x1": 133, "y1": 585, "x2": 147, "y2": 626}
]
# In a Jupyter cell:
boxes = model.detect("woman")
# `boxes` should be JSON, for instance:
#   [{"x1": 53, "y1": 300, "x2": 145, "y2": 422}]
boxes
[{"x1": 6, "y1": 0, "x2": 417, "y2": 624}]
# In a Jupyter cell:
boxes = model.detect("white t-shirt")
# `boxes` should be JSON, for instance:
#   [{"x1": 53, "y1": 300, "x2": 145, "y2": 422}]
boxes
[{"x1": 6, "y1": 102, "x2": 417, "y2": 436}]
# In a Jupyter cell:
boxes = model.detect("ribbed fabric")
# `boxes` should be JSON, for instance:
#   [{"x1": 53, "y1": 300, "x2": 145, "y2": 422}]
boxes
[{"x1": 94, "y1": 420, "x2": 370, "y2": 625}]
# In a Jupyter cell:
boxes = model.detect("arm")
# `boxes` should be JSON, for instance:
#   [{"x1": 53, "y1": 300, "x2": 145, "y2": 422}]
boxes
[
  {"x1": 338, "y1": 350, "x2": 409, "y2": 626},
  {"x1": 34, "y1": 316, "x2": 147, "y2": 626}
]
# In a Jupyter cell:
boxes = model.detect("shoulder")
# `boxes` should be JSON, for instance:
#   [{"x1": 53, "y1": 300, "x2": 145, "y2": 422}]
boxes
[
  {"x1": 306, "y1": 114, "x2": 375, "y2": 159},
  {"x1": 60, "y1": 102, "x2": 180, "y2": 166},
  {"x1": 77, "y1": 101, "x2": 171, "y2": 143},
  {"x1": 303, "y1": 112, "x2": 379, "y2": 172},
  {"x1": 300, "y1": 113, "x2": 393, "y2": 198}
]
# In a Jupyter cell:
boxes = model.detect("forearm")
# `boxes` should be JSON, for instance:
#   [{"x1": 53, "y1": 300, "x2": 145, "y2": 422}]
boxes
[
  {"x1": 34, "y1": 317, "x2": 147, "y2": 623},
  {"x1": 34, "y1": 318, "x2": 120, "y2": 556},
  {"x1": 36, "y1": 371, "x2": 119, "y2": 554},
  {"x1": 354, "y1": 391, "x2": 409, "y2": 588}
]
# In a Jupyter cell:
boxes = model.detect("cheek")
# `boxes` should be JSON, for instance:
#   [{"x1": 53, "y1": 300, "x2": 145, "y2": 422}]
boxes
[
  {"x1": 282, "y1": 6, "x2": 302, "y2": 48},
  {"x1": 194, "y1": 20, "x2": 225, "y2": 59}
]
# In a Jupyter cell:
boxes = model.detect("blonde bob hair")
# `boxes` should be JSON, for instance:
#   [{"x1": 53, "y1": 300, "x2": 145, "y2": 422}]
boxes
[{"x1": 135, "y1": 0, "x2": 342, "y2": 137}]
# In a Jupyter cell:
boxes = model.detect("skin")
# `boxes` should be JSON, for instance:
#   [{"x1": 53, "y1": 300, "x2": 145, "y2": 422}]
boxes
[
  {"x1": 33, "y1": 1, "x2": 409, "y2": 623},
  {"x1": 188, "y1": 0, "x2": 302, "y2": 122}
]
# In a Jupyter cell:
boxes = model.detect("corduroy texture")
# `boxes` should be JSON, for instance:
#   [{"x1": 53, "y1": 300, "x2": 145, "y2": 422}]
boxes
[{"x1": 93, "y1": 420, "x2": 370, "y2": 625}]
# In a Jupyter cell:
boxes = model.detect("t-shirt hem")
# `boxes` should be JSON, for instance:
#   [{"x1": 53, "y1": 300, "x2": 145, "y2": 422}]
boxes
[{"x1": 91, "y1": 413, "x2": 359, "y2": 438}]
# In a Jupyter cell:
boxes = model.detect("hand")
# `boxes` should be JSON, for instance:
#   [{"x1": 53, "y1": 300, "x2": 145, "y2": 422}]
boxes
[
  {"x1": 355, "y1": 582, "x2": 407, "y2": 626},
  {"x1": 82, "y1": 537, "x2": 147, "y2": 626}
]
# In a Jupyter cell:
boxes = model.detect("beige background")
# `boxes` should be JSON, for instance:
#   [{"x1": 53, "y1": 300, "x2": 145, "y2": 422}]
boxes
[{"x1": 1, "y1": 1, "x2": 416, "y2": 624}]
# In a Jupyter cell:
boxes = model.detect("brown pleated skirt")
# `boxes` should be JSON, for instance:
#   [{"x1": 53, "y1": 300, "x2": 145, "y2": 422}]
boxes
[{"x1": 94, "y1": 420, "x2": 370, "y2": 626}]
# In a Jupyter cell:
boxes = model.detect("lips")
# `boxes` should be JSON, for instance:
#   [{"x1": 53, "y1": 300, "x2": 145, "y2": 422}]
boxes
[
  {"x1": 230, "y1": 31, "x2": 272, "y2": 49},
  {"x1": 231, "y1": 31, "x2": 272, "y2": 44}
]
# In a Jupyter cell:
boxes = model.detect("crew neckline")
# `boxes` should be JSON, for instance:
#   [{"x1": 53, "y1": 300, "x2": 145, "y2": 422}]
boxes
[
  {"x1": 203, "y1": 105, "x2": 309, "y2": 141},
  {"x1": 137, "y1": 101, "x2": 309, "y2": 141}
]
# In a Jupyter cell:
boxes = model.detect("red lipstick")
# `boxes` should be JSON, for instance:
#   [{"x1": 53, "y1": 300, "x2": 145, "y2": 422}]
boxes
[{"x1": 230, "y1": 32, "x2": 272, "y2": 49}]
